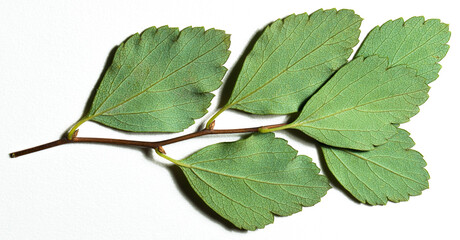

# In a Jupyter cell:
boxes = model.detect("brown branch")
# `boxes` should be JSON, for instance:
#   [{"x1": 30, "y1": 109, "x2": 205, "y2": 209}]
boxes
[{"x1": 9, "y1": 123, "x2": 286, "y2": 158}]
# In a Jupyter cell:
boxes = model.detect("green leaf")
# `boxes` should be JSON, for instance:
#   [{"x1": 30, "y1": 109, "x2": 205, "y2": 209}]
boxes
[
  {"x1": 285, "y1": 56, "x2": 429, "y2": 150},
  {"x1": 321, "y1": 128, "x2": 429, "y2": 205},
  {"x1": 224, "y1": 9, "x2": 362, "y2": 115},
  {"x1": 177, "y1": 133, "x2": 330, "y2": 230},
  {"x1": 78, "y1": 26, "x2": 230, "y2": 133},
  {"x1": 356, "y1": 16, "x2": 450, "y2": 83}
]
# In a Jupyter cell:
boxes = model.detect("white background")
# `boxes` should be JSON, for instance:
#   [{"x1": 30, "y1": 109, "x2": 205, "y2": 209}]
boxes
[{"x1": 1, "y1": 0, "x2": 459, "y2": 239}]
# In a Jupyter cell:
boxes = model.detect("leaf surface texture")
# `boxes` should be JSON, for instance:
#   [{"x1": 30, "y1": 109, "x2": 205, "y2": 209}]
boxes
[
  {"x1": 178, "y1": 133, "x2": 330, "y2": 230},
  {"x1": 225, "y1": 9, "x2": 362, "y2": 114},
  {"x1": 288, "y1": 56, "x2": 429, "y2": 150},
  {"x1": 86, "y1": 26, "x2": 230, "y2": 132},
  {"x1": 356, "y1": 17, "x2": 450, "y2": 83},
  {"x1": 321, "y1": 129, "x2": 429, "y2": 205}
]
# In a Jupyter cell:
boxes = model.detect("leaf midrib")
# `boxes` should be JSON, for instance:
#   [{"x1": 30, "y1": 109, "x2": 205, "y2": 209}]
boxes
[
  {"x1": 228, "y1": 15, "x2": 361, "y2": 109},
  {"x1": 90, "y1": 36, "x2": 228, "y2": 120},
  {"x1": 234, "y1": 55, "x2": 346, "y2": 106},
  {"x1": 328, "y1": 149, "x2": 383, "y2": 202},
  {"x1": 392, "y1": 25, "x2": 448, "y2": 66},
  {"x1": 92, "y1": 29, "x2": 175, "y2": 114},
  {"x1": 186, "y1": 168, "x2": 272, "y2": 224},
  {"x1": 185, "y1": 163, "x2": 327, "y2": 189},
  {"x1": 294, "y1": 58, "x2": 385, "y2": 124},
  {"x1": 345, "y1": 150, "x2": 428, "y2": 186},
  {"x1": 295, "y1": 88, "x2": 427, "y2": 127}
]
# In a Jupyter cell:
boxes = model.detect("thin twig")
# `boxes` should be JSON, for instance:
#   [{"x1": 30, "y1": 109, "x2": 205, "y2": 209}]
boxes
[{"x1": 9, "y1": 123, "x2": 287, "y2": 158}]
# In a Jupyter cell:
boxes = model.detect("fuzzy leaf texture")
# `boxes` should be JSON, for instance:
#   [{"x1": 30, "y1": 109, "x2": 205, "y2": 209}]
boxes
[
  {"x1": 287, "y1": 56, "x2": 429, "y2": 150},
  {"x1": 83, "y1": 26, "x2": 230, "y2": 132},
  {"x1": 321, "y1": 128, "x2": 429, "y2": 205},
  {"x1": 356, "y1": 17, "x2": 450, "y2": 83},
  {"x1": 177, "y1": 133, "x2": 330, "y2": 230},
  {"x1": 224, "y1": 9, "x2": 362, "y2": 114}
]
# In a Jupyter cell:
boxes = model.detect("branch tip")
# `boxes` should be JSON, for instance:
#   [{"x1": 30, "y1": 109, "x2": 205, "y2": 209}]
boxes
[{"x1": 10, "y1": 123, "x2": 287, "y2": 158}]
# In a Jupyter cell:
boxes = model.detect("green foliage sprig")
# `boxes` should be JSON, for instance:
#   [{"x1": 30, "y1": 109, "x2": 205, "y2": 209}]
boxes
[{"x1": 10, "y1": 8, "x2": 450, "y2": 230}]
